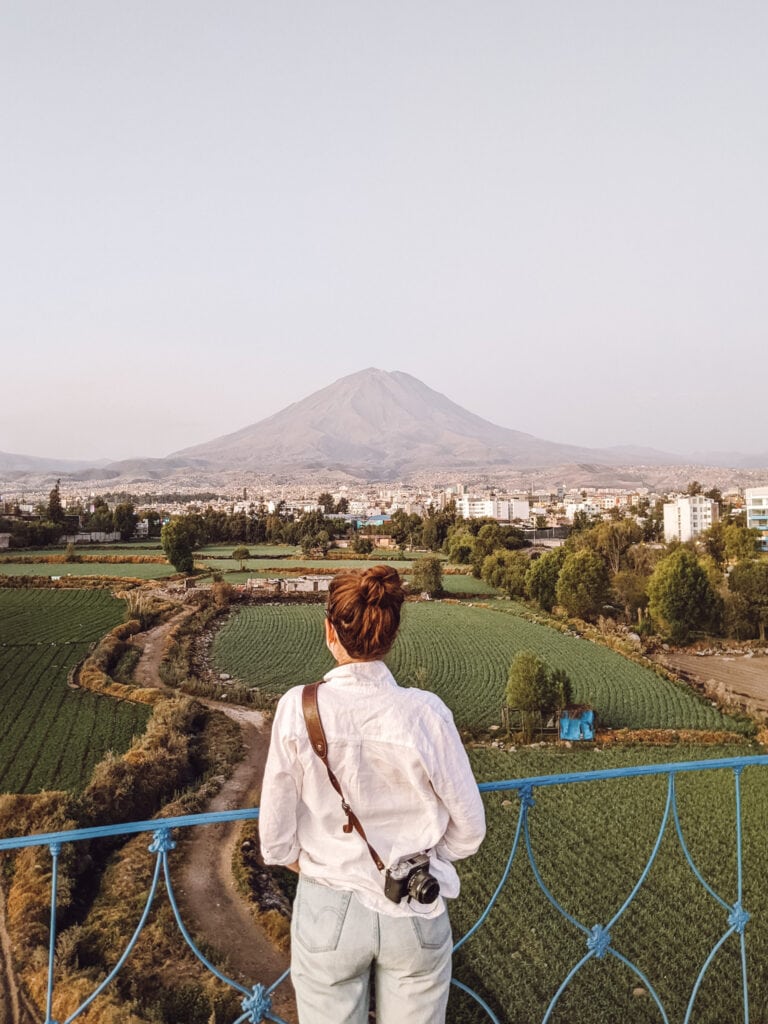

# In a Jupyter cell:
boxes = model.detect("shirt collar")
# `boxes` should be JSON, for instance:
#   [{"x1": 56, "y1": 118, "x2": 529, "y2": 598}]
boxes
[{"x1": 323, "y1": 660, "x2": 397, "y2": 689}]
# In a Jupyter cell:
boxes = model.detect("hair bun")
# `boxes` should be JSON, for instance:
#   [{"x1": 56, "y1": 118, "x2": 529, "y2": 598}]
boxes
[{"x1": 360, "y1": 565, "x2": 403, "y2": 607}]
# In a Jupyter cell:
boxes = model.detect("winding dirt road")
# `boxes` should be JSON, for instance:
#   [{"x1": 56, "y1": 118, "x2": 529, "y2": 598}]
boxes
[
  {"x1": 172, "y1": 700, "x2": 296, "y2": 1021},
  {"x1": 132, "y1": 614, "x2": 297, "y2": 1021}
]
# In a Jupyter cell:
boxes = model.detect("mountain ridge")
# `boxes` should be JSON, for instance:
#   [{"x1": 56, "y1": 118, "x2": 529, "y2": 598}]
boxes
[{"x1": 3, "y1": 369, "x2": 767, "y2": 481}]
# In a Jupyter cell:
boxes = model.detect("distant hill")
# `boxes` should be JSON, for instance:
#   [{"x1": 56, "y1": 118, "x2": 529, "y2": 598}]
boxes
[
  {"x1": 0, "y1": 450, "x2": 111, "y2": 475},
  {"x1": 170, "y1": 368, "x2": 686, "y2": 478}
]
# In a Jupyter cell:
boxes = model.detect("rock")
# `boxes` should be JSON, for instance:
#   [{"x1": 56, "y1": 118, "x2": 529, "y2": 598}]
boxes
[
  {"x1": 632, "y1": 986, "x2": 648, "y2": 998},
  {"x1": 219, "y1": 672, "x2": 231, "y2": 681},
  {"x1": 489, "y1": 724, "x2": 500, "y2": 731}
]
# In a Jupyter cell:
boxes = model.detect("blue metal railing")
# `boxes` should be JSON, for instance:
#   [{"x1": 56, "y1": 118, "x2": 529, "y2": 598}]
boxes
[{"x1": 1, "y1": 754, "x2": 766, "y2": 1023}]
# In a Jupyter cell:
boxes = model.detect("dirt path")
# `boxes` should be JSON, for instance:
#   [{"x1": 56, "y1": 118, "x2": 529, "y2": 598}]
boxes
[
  {"x1": 173, "y1": 699, "x2": 295, "y2": 1020},
  {"x1": 0, "y1": 878, "x2": 36, "y2": 1024},
  {"x1": 131, "y1": 611, "x2": 193, "y2": 689},
  {"x1": 132, "y1": 612, "x2": 297, "y2": 1021},
  {"x1": 661, "y1": 653, "x2": 768, "y2": 713}
]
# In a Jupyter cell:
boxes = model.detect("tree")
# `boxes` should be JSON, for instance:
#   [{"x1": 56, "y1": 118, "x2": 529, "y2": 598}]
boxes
[
  {"x1": 317, "y1": 493, "x2": 335, "y2": 514},
  {"x1": 481, "y1": 549, "x2": 530, "y2": 599},
  {"x1": 728, "y1": 560, "x2": 768, "y2": 641},
  {"x1": 411, "y1": 556, "x2": 444, "y2": 597},
  {"x1": 232, "y1": 546, "x2": 250, "y2": 571},
  {"x1": 555, "y1": 550, "x2": 612, "y2": 621},
  {"x1": 525, "y1": 546, "x2": 567, "y2": 612},
  {"x1": 724, "y1": 523, "x2": 761, "y2": 563},
  {"x1": 352, "y1": 534, "x2": 374, "y2": 555},
  {"x1": 47, "y1": 480, "x2": 66, "y2": 526},
  {"x1": 612, "y1": 569, "x2": 650, "y2": 624},
  {"x1": 702, "y1": 521, "x2": 728, "y2": 569},
  {"x1": 335, "y1": 496, "x2": 349, "y2": 515},
  {"x1": 591, "y1": 520, "x2": 643, "y2": 574},
  {"x1": 686, "y1": 480, "x2": 703, "y2": 496},
  {"x1": 446, "y1": 528, "x2": 475, "y2": 565},
  {"x1": 114, "y1": 502, "x2": 138, "y2": 542},
  {"x1": 471, "y1": 523, "x2": 504, "y2": 577},
  {"x1": 505, "y1": 651, "x2": 558, "y2": 742},
  {"x1": 161, "y1": 519, "x2": 196, "y2": 574},
  {"x1": 647, "y1": 548, "x2": 720, "y2": 642}
]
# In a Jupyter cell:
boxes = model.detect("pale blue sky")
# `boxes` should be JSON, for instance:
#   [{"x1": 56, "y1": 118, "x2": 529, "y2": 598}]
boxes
[{"x1": 2, "y1": 1, "x2": 766, "y2": 461}]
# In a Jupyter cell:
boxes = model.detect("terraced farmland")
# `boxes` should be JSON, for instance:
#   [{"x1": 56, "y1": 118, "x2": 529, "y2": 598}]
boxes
[
  {"x1": 212, "y1": 603, "x2": 745, "y2": 732},
  {"x1": 0, "y1": 589, "x2": 151, "y2": 793},
  {"x1": 449, "y1": 745, "x2": 768, "y2": 1023}
]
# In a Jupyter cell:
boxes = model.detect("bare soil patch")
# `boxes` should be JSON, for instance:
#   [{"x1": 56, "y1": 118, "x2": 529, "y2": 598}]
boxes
[{"x1": 661, "y1": 653, "x2": 768, "y2": 714}]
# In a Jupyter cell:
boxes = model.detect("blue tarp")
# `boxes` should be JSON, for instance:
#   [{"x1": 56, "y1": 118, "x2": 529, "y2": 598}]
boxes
[{"x1": 559, "y1": 709, "x2": 595, "y2": 741}]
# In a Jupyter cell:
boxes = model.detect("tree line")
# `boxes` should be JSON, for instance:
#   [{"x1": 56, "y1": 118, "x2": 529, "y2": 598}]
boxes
[{"x1": 477, "y1": 516, "x2": 767, "y2": 644}]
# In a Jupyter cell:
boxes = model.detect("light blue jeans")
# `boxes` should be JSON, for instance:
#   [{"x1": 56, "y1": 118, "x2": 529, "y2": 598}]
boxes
[{"x1": 290, "y1": 876, "x2": 453, "y2": 1024}]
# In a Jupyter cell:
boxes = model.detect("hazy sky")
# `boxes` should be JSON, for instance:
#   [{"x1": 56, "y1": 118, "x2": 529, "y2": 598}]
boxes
[{"x1": 2, "y1": 1, "x2": 766, "y2": 461}]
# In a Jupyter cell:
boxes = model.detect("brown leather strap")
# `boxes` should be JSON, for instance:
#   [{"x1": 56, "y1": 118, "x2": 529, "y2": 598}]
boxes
[{"x1": 302, "y1": 681, "x2": 385, "y2": 873}]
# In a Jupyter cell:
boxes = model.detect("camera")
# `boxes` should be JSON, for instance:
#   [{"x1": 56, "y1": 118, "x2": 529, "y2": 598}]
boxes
[{"x1": 384, "y1": 853, "x2": 440, "y2": 905}]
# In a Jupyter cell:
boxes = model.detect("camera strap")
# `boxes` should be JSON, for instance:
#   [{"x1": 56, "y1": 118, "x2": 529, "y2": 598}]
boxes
[{"x1": 302, "y1": 681, "x2": 386, "y2": 873}]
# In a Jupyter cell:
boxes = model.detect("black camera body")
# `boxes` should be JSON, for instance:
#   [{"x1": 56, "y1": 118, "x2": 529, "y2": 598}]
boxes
[{"x1": 384, "y1": 853, "x2": 440, "y2": 905}]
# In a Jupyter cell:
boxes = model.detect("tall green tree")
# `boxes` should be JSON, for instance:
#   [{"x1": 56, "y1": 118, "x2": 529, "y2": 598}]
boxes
[
  {"x1": 505, "y1": 651, "x2": 558, "y2": 742},
  {"x1": 647, "y1": 548, "x2": 720, "y2": 642},
  {"x1": 411, "y1": 556, "x2": 444, "y2": 597},
  {"x1": 481, "y1": 549, "x2": 530, "y2": 599},
  {"x1": 724, "y1": 523, "x2": 761, "y2": 563},
  {"x1": 47, "y1": 480, "x2": 66, "y2": 525},
  {"x1": 728, "y1": 560, "x2": 768, "y2": 641},
  {"x1": 525, "y1": 546, "x2": 567, "y2": 612},
  {"x1": 114, "y1": 502, "x2": 138, "y2": 542},
  {"x1": 555, "y1": 549, "x2": 612, "y2": 621},
  {"x1": 232, "y1": 546, "x2": 250, "y2": 570},
  {"x1": 317, "y1": 492, "x2": 335, "y2": 514},
  {"x1": 161, "y1": 519, "x2": 196, "y2": 574}
]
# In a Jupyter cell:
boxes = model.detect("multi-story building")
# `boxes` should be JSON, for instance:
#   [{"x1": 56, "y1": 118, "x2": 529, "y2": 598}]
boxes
[
  {"x1": 662, "y1": 495, "x2": 719, "y2": 543},
  {"x1": 745, "y1": 487, "x2": 768, "y2": 551},
  {"x1": 457, "y1": 496, "x2": 512, "y2": 521}
]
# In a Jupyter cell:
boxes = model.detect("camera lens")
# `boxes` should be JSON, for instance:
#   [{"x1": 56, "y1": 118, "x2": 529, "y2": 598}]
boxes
[{"x1": 408, "y1": 869, "x2": 440, "y2": 904}]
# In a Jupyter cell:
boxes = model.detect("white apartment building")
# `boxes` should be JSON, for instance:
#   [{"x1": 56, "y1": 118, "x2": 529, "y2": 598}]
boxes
[
  {"x1": 457, "y1": 497, "x2": 511, "y2": 521},
  {"x1": 745, "y1": 487, "x2": 768, "y2": 551},
  {"x1": 564, "y1": 501, "x2": 601, "y2": 521},
  {"x1": 663, "y1": 495, "x2": 719, "y2": 543}
]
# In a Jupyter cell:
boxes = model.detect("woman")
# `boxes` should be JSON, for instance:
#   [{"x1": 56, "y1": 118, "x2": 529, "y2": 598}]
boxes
[{"x1": 259, "y1": 565, "x2": 486, "y2": 1024}]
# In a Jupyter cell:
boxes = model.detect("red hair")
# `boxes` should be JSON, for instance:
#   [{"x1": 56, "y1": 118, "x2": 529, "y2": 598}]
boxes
[{"x1": 326, "y1": 565, "x2": 405, "y2": 660}]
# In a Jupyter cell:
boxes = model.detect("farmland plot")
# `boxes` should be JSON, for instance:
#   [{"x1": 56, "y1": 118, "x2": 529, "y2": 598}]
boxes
[
  {"x1": 449, "y1": 745, "x2": 768, "y2": 1024},
  {"x1": 212, "y1": 603, "x2": 744, "y2": 732},
  {"x1": 0, "y1": 561, "x2": 174, "y2": 579},
  {"x1": 0, "y1": 590, "x2": 150, "y2": 793}
]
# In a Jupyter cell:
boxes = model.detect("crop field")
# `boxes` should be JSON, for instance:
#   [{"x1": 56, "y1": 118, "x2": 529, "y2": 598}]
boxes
[
  {"x1": 212, "y1": 603, "x2": 744, "y2": 732},
  {"x1": 0, "y1": 589, "x2": 151, "y2": 793},
  {"x1": 194, "y1": 544, "x2": 299, "y2": 557},
  {"x1": 0, "y1": 544, "x2": 164, "y2": 559},
  {"x1": 449, "y1": 745, "x2": 768, "y2": 1023},
  {"x1": 0, "y1": 561, "x2": 174, "y2": 579}
]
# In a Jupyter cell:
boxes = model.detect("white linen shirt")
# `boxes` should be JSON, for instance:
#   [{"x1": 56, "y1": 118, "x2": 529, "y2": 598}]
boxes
[{"x1": 259, "y1": 660, "x2": 486, "y2": 918}]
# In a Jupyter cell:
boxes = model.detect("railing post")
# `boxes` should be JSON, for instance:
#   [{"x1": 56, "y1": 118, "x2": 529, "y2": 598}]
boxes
[{"x1": 45, "y1": 841, "x2": 62, "y2": 1024}]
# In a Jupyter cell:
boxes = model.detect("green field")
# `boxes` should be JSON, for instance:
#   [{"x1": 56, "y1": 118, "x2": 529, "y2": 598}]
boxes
[
  {"x1": 0, "y1": 544, "x2": 164, "y2": 558},
  {"x1": 0, "y1": 561, "x2": 174, "y2": 579},
  {"x1": 212, "y1": 603, "x2": 744, "y2": 732},
  {"x1": 449, "y1": 745, "x2": 768, "y2": 1023},
  {"x1": 194, "y1": 544, "x2": 299, "y2": 557},
  {"x1": 0, "y1": 590, "x2": 151, "y2": 793}
]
